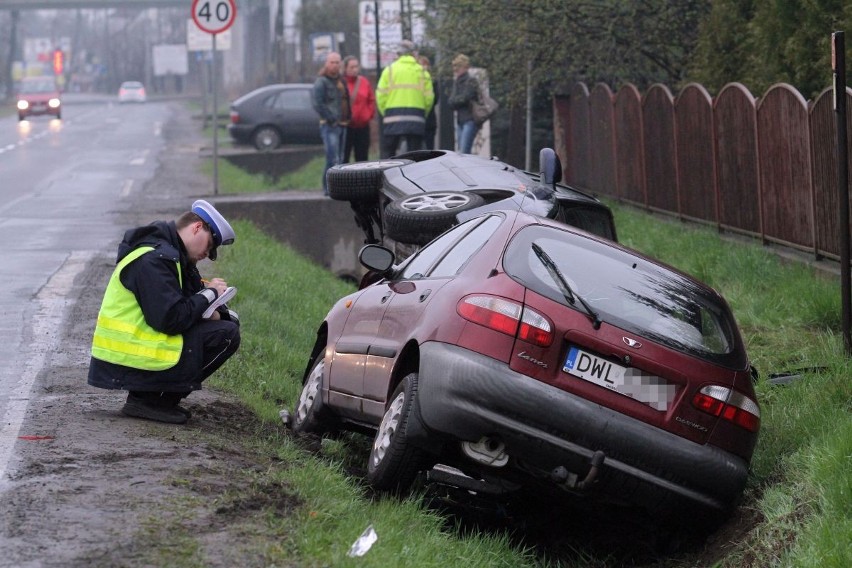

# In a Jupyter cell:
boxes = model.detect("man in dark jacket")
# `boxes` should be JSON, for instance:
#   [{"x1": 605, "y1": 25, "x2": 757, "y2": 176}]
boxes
[
  {"x1": 312, "y1": 51, "x2": 351, "y2": 195},
  {"x1": 88, "y1": 200, "x2": 240, "y2": 424}
]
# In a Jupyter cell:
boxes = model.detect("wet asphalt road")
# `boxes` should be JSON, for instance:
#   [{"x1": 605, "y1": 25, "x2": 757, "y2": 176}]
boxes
[{"x1": 0, "y1": 93, "x2": 171, "y2": 485}]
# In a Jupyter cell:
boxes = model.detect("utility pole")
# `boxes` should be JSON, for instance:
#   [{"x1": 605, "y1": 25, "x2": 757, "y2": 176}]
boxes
[{"x1": 832, "y1": 31, "x2": 851, "y2": 356}]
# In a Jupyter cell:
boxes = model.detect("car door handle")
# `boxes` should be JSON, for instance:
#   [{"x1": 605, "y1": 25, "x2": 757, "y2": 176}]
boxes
[
  {"x1": 381, "y1": 292, "x2": 392, "y2": 304},
  {"x1": 419, "y1": 289, "x2": 432, "y2": 302}
]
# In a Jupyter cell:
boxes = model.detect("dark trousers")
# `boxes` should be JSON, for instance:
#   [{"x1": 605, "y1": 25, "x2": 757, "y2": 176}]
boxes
[
  {"x1": 198, "y1": 319, "x2": 241, "y2": 382},
  {"x1": 130, "y1": 319, "x2": 240, "y2": 400},
  {"x1": 381, "y1": 134, "x2": 423, "y2": 158},
  {"x1": 345, "y1": 126, "x2": 371, "y2": 162},
  {"x1": 423, "y1": 128, "x2": 437, "y2": 150}
]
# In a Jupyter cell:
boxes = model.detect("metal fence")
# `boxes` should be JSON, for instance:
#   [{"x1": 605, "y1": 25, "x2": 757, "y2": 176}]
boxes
[{"x1": 554, "y1": 81, "x2": 852, "y2": 260}]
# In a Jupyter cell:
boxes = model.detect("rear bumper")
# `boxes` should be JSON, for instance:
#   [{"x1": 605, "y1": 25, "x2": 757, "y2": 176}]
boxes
[
  {"x1": 412, "y1": 342, "x2": 749, "y2": 511},
  {"x1": 226, "y1": 124, "x2": 253, "y2": 143}
]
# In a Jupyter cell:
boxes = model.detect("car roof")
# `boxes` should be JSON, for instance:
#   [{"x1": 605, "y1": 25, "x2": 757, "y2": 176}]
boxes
[
  {"x1": 120, "y1": 81, "x2": 144, "y2": 87},
  {"x1": 233, "y1": 83, "x2": 313, "y2": 105}
]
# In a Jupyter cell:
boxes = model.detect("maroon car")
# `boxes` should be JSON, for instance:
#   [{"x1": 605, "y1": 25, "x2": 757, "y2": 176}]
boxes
[
  {"x1": 16, "y1": 77, "x2": 62, "y2": 121},
  {"x1": 293, "y1": 210, "x2": 759, "y2": 524}
]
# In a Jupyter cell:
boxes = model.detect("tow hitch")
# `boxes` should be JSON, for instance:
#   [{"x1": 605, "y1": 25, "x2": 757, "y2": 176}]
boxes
[{"x1": 550, "y1": 450, "x2": 606, "y2": 490}]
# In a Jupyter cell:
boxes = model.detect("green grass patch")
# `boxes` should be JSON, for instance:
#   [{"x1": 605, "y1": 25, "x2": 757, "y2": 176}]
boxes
[
  {"x1": 199, "y1": 196, "x2": 850, "y2": 566},
  {"x1": 200, "y1": 155, "x2": 325, "y2": 194}
]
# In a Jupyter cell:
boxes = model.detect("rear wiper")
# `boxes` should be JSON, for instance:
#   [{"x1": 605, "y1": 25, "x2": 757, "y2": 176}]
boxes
[{"x1": 531, "y1": 242, "x2": 601, "y2": 330}]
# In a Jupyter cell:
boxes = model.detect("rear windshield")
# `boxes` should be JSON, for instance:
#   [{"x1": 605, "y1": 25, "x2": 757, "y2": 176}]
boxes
[{"x1": 504, "y1": 225, "x2": 746, "y2": 369}]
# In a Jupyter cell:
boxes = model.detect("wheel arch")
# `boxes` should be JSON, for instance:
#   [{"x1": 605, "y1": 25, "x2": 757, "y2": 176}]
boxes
[
  {"x1": 303, "y1": 323, "x2": 329, "y2": 384},
  {"x1": 252, "y1": 123, "x2": 283, "y2": 139},
  {"x1": 387, "y1": 340, "x2": 420, "y2": 402}
]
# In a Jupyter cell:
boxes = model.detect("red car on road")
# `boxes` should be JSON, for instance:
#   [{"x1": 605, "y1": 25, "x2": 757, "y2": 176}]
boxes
[
  {"x1": 16, "y1": 77, "x2": 62, "y2": 121},
  {"x1": 293, "y1": 209, "x2": 760, "y2": 526}
]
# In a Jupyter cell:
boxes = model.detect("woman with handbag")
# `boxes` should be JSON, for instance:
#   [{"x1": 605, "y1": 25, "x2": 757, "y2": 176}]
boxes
[{"x1": 448, "y1": 54, "x2": 481, "y2": 154}]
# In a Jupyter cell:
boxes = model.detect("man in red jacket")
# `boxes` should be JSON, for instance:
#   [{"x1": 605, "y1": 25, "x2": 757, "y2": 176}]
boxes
[{"x1": 342, "y1": 55, "x2": 376, "y2": 162}]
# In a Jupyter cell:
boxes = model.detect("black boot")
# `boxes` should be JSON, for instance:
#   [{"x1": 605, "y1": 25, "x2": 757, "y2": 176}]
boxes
[
  {"x1": 122, "y1": 392, "x2": 188, "y2": 424},
  {"x1": 160, "y1": 391, "x2": 192, "y2": 420}
]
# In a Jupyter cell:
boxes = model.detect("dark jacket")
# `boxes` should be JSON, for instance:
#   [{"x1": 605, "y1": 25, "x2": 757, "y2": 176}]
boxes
[
  {"x1": 312, "y1": 74, "x2": 351, "y2": 125},
  {"x1": 449, "y1": 71, "x2": 479, "y2": 125},
  {"x1": 87, "y1": 221, "x2": 224, "y2": 392}
]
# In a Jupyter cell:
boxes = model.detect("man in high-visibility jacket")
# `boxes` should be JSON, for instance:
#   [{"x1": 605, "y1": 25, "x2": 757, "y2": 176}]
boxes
[
  {"x1": 88, "y1": 200, "x2": 240, "y2": 424},
  {"x1": 376, "y1": 40, "x2": 434, "y2": 157}
]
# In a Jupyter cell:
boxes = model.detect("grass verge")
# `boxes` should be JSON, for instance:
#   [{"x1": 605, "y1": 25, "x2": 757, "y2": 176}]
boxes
[{"x1": 201, "y1": 158, "x2": 850, "y2": 566}]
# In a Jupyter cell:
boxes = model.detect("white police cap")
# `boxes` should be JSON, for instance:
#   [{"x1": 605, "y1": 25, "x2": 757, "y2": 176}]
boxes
[{"x1": 191, "y1": 199, "x2": 235, "y2": 260}]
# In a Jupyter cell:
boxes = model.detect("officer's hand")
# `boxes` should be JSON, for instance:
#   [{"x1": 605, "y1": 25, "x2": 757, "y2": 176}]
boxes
[{"x1": 207, "y1": 277, "x2": 227, "y2": 296}]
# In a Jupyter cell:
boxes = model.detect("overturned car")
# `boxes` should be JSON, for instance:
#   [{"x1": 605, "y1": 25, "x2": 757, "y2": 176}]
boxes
[{"x1": 326, "y1": 149, "x2": 617, "y2": 248}]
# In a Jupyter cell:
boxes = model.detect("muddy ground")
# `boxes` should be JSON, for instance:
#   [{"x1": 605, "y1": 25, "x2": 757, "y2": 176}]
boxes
[{"x1": 0, "y1": 102, "x2": 754, "y2": 568}]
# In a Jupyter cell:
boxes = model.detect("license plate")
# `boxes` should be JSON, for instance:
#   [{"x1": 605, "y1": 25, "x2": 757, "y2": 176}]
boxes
[
  {"x1": 563, "y1": 346, "x2": 674, "y2": 411},
  {"x1": 563, "y1": 346, "x2": 626, "y2": 389}
]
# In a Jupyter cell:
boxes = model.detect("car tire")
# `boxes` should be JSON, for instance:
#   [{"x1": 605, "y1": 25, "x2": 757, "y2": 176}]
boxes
[
  {"x1": 253, "y1": 126, "x2": 282, "y2": 151},
  {"x1": 366, "y1": 373, "x2": 426, "y2": 494},
  {"x1": 326, "y1": 159, "x2": 413, "y2": 202},
  {"x1": 384, "y1": 191, "x2": 487, "y2": 245},
  {"x1": 291, "y1": 355, "x2": 336, "y2": 435}
]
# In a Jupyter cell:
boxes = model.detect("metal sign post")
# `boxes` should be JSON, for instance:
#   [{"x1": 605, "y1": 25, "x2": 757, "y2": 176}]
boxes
[
  {"x1": 191, "y1": 0, "x2": 237, "y2": 196},
  {"x1": 832, "y1": 31, "x2": 850, "y2": 356}
]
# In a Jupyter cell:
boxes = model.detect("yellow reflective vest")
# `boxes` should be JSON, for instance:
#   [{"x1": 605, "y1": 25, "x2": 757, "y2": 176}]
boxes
[
  {"x1": 376, "y1": 55, "x2": 434, "y2": 135},
  {"x1": 91, "y1": 246, "x2": 183, "y2": 370}
]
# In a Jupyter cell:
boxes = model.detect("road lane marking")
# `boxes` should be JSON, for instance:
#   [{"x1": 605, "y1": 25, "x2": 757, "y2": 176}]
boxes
[
  {"x1": 129, "y1": 149, "x2": 149, "y2": 166},
  {"x1": 120, "y1": 179, "x2": 133, "y2": 197},
  {"x1": 0, "y1": 251, "x2": 95, "y2": 491}
]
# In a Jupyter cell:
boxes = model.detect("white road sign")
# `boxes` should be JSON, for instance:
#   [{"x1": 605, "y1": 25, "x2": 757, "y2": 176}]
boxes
[{"x1": 191, "y1": 0, "x2": 237, "y2": 35}]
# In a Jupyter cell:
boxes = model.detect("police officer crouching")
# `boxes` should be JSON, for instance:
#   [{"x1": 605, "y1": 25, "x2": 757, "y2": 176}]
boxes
[{"x1": 88, "y1": 200, "x2": 240, "y2": 424}]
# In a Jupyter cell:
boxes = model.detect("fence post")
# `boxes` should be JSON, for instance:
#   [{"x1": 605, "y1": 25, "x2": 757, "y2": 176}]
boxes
[{"x1": 832, "y1": 31, "x2": 850, "y2": 356}]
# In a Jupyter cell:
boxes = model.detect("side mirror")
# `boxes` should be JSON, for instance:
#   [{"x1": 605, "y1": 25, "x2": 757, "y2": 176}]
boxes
[
  {"x1": 359, "y1": 244, "x2": 394, "y2": 272},
  {"x1": 539, "y1": 148, "x2": 563, "y2": 186}
]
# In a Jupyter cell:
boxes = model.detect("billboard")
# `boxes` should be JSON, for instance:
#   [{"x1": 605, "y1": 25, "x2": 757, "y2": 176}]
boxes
[{"x1": 359, "y1": 0, "x2": 426, "y2": 70}]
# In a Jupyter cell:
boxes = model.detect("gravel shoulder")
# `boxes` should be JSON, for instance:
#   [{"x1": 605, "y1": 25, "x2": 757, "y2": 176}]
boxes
[{"x1": 0, "y1": 103, "x2": 290, "y2": 568}]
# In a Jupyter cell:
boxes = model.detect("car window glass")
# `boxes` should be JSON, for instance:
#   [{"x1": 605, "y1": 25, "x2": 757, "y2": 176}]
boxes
[
  {"x1": 262, "y1": 94, "x2": 278, "y2": 110},
  {"x1": 20, "y1": 80, "x2": 56, "y2": 93},
  {"x1": 274, "y1": 90, "x2": 309, "y2": 110},
  {"x1": 555, "y1": 204, "x2": 616, "y2": 241},
  {"x1": 430, "y1": 215, "x2": 502, "y2": 277},
  {"x1": 399, "y1": 217, "x2": 487, "y2": 280},
  {"x1": 503, "y1": 225, "x2": 744, "y2": 368}
]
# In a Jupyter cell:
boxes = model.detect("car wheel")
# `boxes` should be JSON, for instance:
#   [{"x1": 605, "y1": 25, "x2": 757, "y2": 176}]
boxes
[
  {"x1": 253, "y1": 126, "x2": 281, "y2": 151},
  {"x1": 366, "y1": 373, "x2": 426, "y2": 493},
  {"x1": 326, "y1": 159, "x2": 413, "y2": 202},
  {"x1": 384, "y1": 191, "x2": 487, "y2": 245},
  {"x1": 292, "y1": 355, "x2": 336, "y2": 435}
]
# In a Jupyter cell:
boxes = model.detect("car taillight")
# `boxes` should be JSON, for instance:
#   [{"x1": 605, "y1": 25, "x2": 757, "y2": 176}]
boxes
[
  {"x1": 692, "y1": 385, "x2": 760, "y2": 432},
  {"x1": 230, "y1": 111, "x2": 239, "y2": 124},
  {"x1": 457, "y1": 295, "x2": 553, "y2": 347}
]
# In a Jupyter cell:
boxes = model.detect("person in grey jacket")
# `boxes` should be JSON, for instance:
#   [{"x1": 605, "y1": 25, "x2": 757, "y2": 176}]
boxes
[
  {"x1": 312, "y1": 52, "x2": 351, "y2": 195},
  {"x1": 448, "y1": 54, "x2": 480, "y2": 154}
]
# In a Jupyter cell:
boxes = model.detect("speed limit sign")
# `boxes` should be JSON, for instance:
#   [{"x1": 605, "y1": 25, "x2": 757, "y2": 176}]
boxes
[{"x1": 191, "y1": 0, "x2": 237, "y2": 35}]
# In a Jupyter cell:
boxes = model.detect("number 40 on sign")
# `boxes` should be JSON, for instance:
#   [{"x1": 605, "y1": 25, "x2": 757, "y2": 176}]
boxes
[{"x1": 191, "y1": 0, "x2": 237, "y2": 35}]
